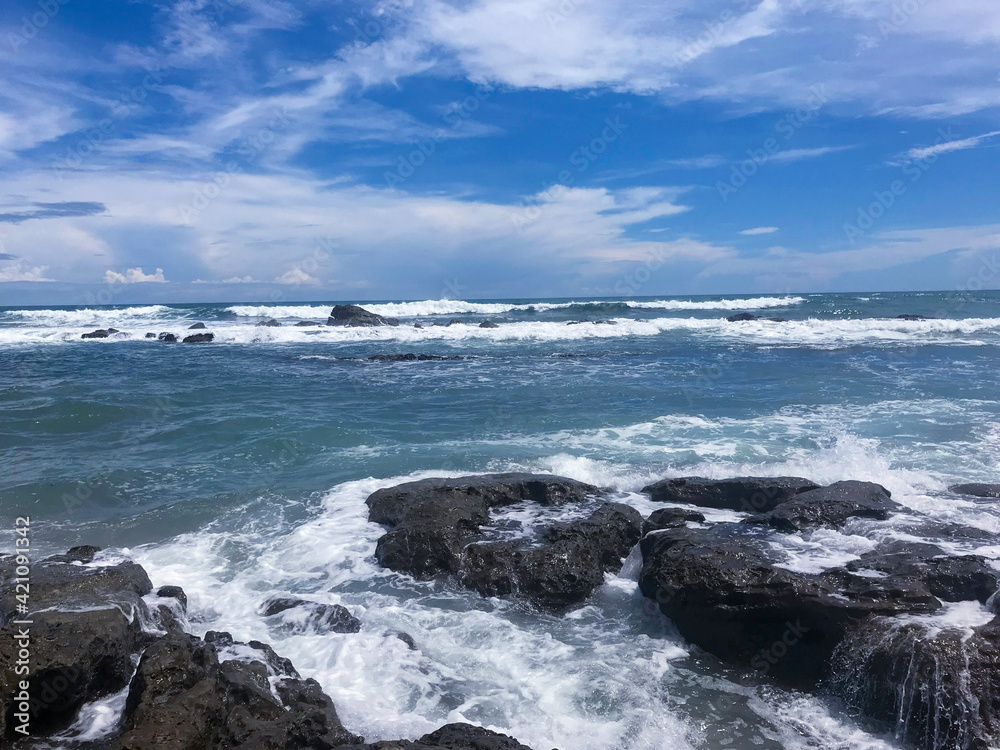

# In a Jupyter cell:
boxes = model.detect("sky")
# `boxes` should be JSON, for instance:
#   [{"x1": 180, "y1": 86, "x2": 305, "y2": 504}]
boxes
[{"x1": 1, "y1": 0, "x2": 999, "y2": 305}]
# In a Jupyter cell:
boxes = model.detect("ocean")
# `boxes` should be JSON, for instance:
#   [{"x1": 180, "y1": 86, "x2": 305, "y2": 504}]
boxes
[{"x1": 2, "y1": 291, "x2": 999, "y2": 749}]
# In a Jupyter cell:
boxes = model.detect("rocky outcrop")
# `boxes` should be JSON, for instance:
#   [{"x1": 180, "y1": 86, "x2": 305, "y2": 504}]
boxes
[
  {"x1": 367, "y1": 354, "x2": 463, "y2": 362},
  {"x1": 256, "y1": 318, "x2": 281, "y2": 327},
  {"x1": 479, "y1": 320, "x2": 500, "y2": 328},
  {"x1": 830, "y1": 614, "x2": 1000, "y2": 750},
  {"x1": 339, "y1": 723, "x2": 535, "y2": 749},
  {"x1": 367, "y1": 474, "x2": 640, "y2": 611},
  {"x1": 744, "y1": 480, "x2": 900, "y2": 531},
  {"x1": 188, "y1": 322, "x2": 207, "y2": 329},
  {"x1": 640, "y1": 476, "x2": 819, "y2": 513},
  {"x1": 726, "y1": 313, "x2": 787, "y2": 322},
  {"x1": 641, "y1": 508, "x2": 705, "y2": 535},
  {"x1": 157, "y1": 332, "x2": 178, "y2": 342},
  {"x1": 327, "y1": 304, "x2": 399, "y2": 327},
  {"x1": 183, "y1": 332, "x2": 215, "y2": 343},
  {"x1": 951, "y1": 483, "x2": 1000, "y2": 498},
  {"x1": 638, "y1": 524, "x2": 941, "y2": 686},
  {"x1": 81, "y1": 328, "x2": 121, "y2": 339}
]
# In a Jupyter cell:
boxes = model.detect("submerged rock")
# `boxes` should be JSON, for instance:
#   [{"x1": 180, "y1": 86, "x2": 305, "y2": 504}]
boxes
[
  {"x1": 327, "y1": 304, "x2": 399, "y2": 327},
  {"x1": 256, "y1": 318, "x2": 281, "y2": 327},
  {"x1": 367, "y1": 474, "x2": 639, "y2": 611},
  {"x1": 479, "y1": 319, "x2": 500, "y2": 328},
  {"x1": 81, "y1": 327, "x2": 121, "y2": 339},
  {"x1": 294, "y1": 320, "x2": 322, "y2": 327},
  {"x1": 896, "y1": 314, "x2": 935, "y2": 321},
  {"x1": 182, "y1": 332, "x2": 214, "y2": 343},
  {"x1": 951, "y1": 483, "x2": 1000, "y2": 498},
  {"x1": 744, "y1": 480, "x2": 900, "y2": 531},
  {"x1": 725, "y1": 313, "x2": 787, "y2": 322},
  {"x1": 367, "y1": 353, "x2": 463, "y2": 362},
  {"x1": 260, "y1": 596, "x2": 361, "y2": 634},
  {"x1": 188, "y1": 322, "x2": 207, "y2": 329},
  {"x1": 157, "y1": 332, "x2": 177, "y2": 342},
  {"x1": 641, "y1": 476, "x2": 819, "y2": 513}
]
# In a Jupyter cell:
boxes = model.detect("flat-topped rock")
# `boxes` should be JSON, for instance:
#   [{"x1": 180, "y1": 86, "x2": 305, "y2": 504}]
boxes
[
  {"x1": 951, "y1": 483, "x2": 1000, "y2": 498},
  {"x1": 640, "y1": 476, "x2": 819, "y2": 513},
  {"x1": 327, "y1": 304, "x2": 399, "y2": 327},
  {"x1": 744, "y1": 480, "x2": 900, "y2": 531}
]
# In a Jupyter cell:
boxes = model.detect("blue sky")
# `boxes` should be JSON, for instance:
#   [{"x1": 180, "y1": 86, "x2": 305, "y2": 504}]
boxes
[{"x1": 1, "y1": 0, "x2": 999, "y2": 304}]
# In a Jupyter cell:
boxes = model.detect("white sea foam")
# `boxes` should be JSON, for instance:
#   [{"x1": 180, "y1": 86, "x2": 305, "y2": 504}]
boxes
[
  {"x1": 225, "y1": 296, "x2": 807, "y2": 319},
  {"x1": 2, "y1": 305, "x2": 175, "y2": 327}
]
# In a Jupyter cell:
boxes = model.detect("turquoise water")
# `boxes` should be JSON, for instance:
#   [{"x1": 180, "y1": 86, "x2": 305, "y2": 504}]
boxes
[{"x1": 2, "y1": 291, "x2": 999, "y2": 748}]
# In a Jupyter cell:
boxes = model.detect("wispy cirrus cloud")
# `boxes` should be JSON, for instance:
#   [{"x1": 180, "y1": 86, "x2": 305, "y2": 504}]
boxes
[{"x1": 906, "y1": 130, "x2": 1000, "y2": 160}]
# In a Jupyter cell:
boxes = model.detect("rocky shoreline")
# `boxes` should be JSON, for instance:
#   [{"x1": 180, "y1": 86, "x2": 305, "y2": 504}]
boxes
[{"x1": 3, "y1": 473, "x2": 999, "y2": 749}]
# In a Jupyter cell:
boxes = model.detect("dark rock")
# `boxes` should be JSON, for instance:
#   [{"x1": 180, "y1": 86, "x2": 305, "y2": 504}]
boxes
[
  {"x1": 45, "y1": 545, "x2": 102, "y2": 564},
  {"x1": 294, "y1": 320, "x2": 322, "y2": 326},
  {"x1": 182, "y1": 332, "x2": 214, "y2": 343},
  {"x1": 157, "y1": 332, "x2": 177, "y2": 342},
  {"x1": 479, "y1": 320, "x2": 499, "y2": 328},
  {"x1": 726, "y1": 312, "x2": 759, "y2": 322},
  {"x1": 144, "y1": 332, "x2": 156, "y2": 338},
  {"x1": 0, "y1": 552, "x2": 153, "y2": 737},
  {"x1": 256, "y1": 318, "x2": 281, "y2": 327},
  {"x1": 744, "y1": 480, "x2": 900, "y2": 531},
  {"x1": 156, "y1": 585, "x2": 188, "y2": 610},
  {"x1": 458, "y1": 503, "x2": 642, "y2": 611},
  {"x1": 435, "y1": 318, "x2": 464, "y2": 327},
  {"x1": 642, "y1": 508, "x2": 705, "y2": 535},
  {"x1": 414, "y1": 322, "x2": 423, "y2": 328},
  {"x1": 896, "y1": 314, "x2": 935, "y2": 321},
  {"x1": 368, "y1": 474, "x2": 639, "y2": 610},
  {"x1": 395, "y1": 631, "x2": 417, "y2": 649},
  {"x1": 81, "y1": 328, "x2": 120, "y2": 339},
  {"x1": 951, "y1": 483, "x2": 1000, "y2": 499},
  {"x1": 260, "y1": 596, "x2": 361, "y2": 634},
  {"x1": 367, "y1": 353, "x2": 463, "y2": 362},
  {"x1": 638, "y1": 524, "x2": 940, "y2": 686},
  {"x1": 188, "y1": 322, "x2": 207, "y2": 329},
  {"x1": 640, "y1": 476, "x2": 819, "y2": 513},
  {"x1": 830, "y1": 615, "x2": 1000, "y2": 750},
  {"x1": 846, "y1": 541, "x2": 1000, "y2": 604},
  {"x1": 326, "y1": 304, "x2": 399, "y2": 327},
  {"x1": 338, "y1": 722, "x2": 535, "y2": 750}
]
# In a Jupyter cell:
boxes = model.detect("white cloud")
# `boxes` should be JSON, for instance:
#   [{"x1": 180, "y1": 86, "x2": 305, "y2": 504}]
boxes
[
  {"x1": 274, "y1": 267, "x2": 320, "y2": 285},
  {"x1": 104, "y1": 267, "x2": 168, "y2": 284},
  {"x1": 769, "y1": 146, "x2": 854, "y2": 164},
  {"x1": 222, "y1": 275, "x2": 258, "y2": 283},
  {"x1": 906, "y1": 130, "x2": 1000, "y2": 161},
  {"x1": 740, "y1": 227, "x2": 779, "y2": 236},
  {"x1": 0, "y1": 262, "x2": 53, "y2": 282}
]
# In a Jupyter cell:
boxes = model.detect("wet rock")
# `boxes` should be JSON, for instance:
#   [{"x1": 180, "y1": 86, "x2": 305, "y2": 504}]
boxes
[
  {"x1": 414, "y1": 322, "x2": 424, "y2": 329},
  {"x1": 188, "y1": 322, "x2": 207, "y2": 329},
  {"x1": 368, "y1": 474, "x2": 639, "y2": 610},
  {"x1": 368, "y1": 353, "x2": 463, "y2": 362},
  {"x1": 46, "y1": 545, "x2": 102, "y2": 564},
  {"x1": 638, "y1": 524, "x2": 940, "y2": 686},
  {"x1": 260, "y1": 596, "x2": 361, "y2": 634},
  {"x1": 725, "y1": 313, "x2": 787, "y2": 322},
  {"x1": 182, "y1": 332, "x2": 214, "y2": 343},
  {"x1": 846, "y1": 541, "x2": 1000, "y2": 603},
  {"x1": 744, "y1": 480, "x2": 900, "y2": 531},
  {"x1": 896, "y1": 314, "x2": 935, "y2": 321},
  {"x1": 256, "y1": 318, "x2": 281, "y2": 327},
  {"x1": 294, "y1": 321, "x2": 322, "y2": 326},
  {"x1": 395, "y1": 631, "x2": 417, "y2": 649},
  {"x1": 327, "y1": 304, "x2": 399, "y2": 327},
  {"x1": 479, "y1": 320, "x2": 499, "y2": 328},
  {"x1": 830, "y1": 615, "x2": 1000, "y2": 750},
  {"x1": 144, "y1": 332, "x2": 156, "y2": 338},
  {"x1": 640, "y1": 476, "x2": 819, "y2": 513},
  {"x1": 0, "y1": 552, "x2": 153, "y2": 737},
  {"x1": 458, "y1": 503, "x2": 642, "y2": 611},
  {"x1": 156, "y1": 585, "x2": 188, "y2": 610},
  {"x1": 339, "y1": 722, "x2": 535, "y2": 750},
  {"x1": 157, "y1": 332, "x2": 177, "y2": 342},
  {"x1": 641, "y1": 508, "x2": 705, "y2": 535},
  {"x1": 951, "y1": 483, "x2": 1000, "y2": 498},
  {"x1": 81, "y1": 328, "x2": 121, "y2": 339},
  {"x1": 435, "y1": 318, "x2": 464, "y2": 327}
]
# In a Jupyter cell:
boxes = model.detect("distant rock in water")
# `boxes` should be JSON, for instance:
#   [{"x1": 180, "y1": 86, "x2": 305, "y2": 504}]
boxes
[
  {"x1": 368, "y1": 353, "x2": 463, "y2": 362},
  {"x1": 326, "y1": 304, "x2": 399, "y2": 327},
  {"x1": 182, "y1": 332, "x2": 214, "y2": 343},
  {"x1": 726, "y1": 313, "x2": 787, "y2": 322},
  {"x1": 81, "y1": 328, "x2": 120, "y2": 339},
  {"x1": 896, "y1": 314, "x2": 935, "y2": 321},
  {"x1": 144, "y1": 332, "x2": 156, "y2": 338},
  {"x1": 479, "y1": 319, "x2": 500, "y2": 328},
  {"x1": 641, "y1": 476, "x2": 819, "y2": 513},
  {"x1": 294, "y1": 320, "x2": 321, "y2": 326},
  {"x1": 256, "y1": 318, "x2": 281, "y2": 327},
  {"x1": 951, "y1": 483, "x2": 1000, "y2": 498},
  {"x1": 157, "y1": 332, "x2": 177, "y2": 342},
  {"x1": 188, "y1": 322, "x2": 207, "y2": 329},
  {"x1": 435, "y1": 318, "x2": 464, "y2": 327}
]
